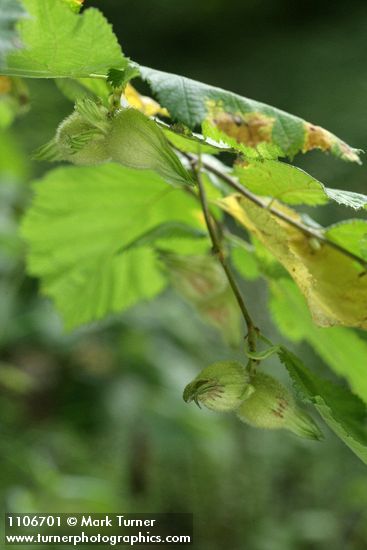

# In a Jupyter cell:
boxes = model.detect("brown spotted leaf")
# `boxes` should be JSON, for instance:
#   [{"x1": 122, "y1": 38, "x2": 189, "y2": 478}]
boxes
[{"x1": 139, "y1": 66, "x2": 361, "y2": 163}]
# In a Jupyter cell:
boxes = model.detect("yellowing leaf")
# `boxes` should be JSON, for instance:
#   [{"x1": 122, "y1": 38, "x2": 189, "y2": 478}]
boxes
[
  {"x1": 62, "y1": 0, "x2": 84, "y2": 12},
  {"x1": 218, "y1": 194, "x2": 367, "y2": 329},
  {"x1": 303, "y1": 122, "x2": 361, "y2": 163},
  {"x1": 123, "y1": 83, "x2": 169, "y2": 117},
  {"x1": 207, "y1": 108, "x2": 274, "y2": 148},
  {"x1": 0, "y1": 76, "x2": 11, "y2": 94}
]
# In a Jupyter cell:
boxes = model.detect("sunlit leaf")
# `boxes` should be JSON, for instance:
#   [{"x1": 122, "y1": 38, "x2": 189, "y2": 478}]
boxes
[
  {"x1": 21, "y1": 164, "x2": 204, "y2": 329},
  {"x1": 2, "y1": 0, "x2": 126, "y2": 78},
  {"x1": 326, "y1": 220, "x2": 367, "y2": 260},
  {"x1": 122, "y1": 222, "x2": 207, "y2": 252},
  {"x1": 235, "y1": 160, "x2": 367, "y2": 209},
  {"x1": 234, "y1": 160, "x2": 327, "y2": 205}
]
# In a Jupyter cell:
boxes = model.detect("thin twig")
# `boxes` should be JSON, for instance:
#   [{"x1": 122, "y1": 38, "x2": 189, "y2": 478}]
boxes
[
  {"x1": 181, "y1": 150, "x2": 367, "y2": 272},
  {"x1": 193, "y1": 159, "x2": 258, "y2": 353}
]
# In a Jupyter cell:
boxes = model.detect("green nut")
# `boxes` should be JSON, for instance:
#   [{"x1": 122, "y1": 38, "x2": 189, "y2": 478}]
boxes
[
  {"x1": 107, "y1": 108, "x2": 192, "y2": 185},
  {"x1": 35, "y1": 103, "x2": 191, "y2": 186},
  {"x1": 236, "y1": 371, "x2": 323, "y2": 440},
  {"x1": 183, "y1": 361, "x2": 253, "y2": 412},
  {"x1": 55, "y1": 111, "x2": 110, "y2": 166}
]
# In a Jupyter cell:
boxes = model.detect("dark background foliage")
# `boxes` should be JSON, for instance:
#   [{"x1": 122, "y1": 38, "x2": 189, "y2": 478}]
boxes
[{"x1": 1, "y1": 1, "x2": 367, "y2": 548}]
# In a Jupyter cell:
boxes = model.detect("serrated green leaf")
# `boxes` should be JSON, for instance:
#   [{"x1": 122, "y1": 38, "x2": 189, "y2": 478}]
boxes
[
  {"x1": 278, "y1": 346, "x2": 367, "y2": 465},
  {"x1": 235, "y1": 160, "x2": 328, "y2": 206},
  {"x1": 139, "y1": 65, "x2": 361, "y2": 163},
  {"x1": 326, "y1": 220, "x2": 367, "y2": 260},
  {"x1": 0, "y1": 0, "x2": 28, "y2": 67},
  {"x1": 21, "y1": 164, "x2": 205, "y2": 330},
  {"x1": 234, "y1": 160, "x2": 367, "y2": 209},
  {"x1": 2, "y1": 0, "x2": 126, "y2": 78},
  {"x1": 270, "y1": 278, "x2": 367, "y2": 405}
]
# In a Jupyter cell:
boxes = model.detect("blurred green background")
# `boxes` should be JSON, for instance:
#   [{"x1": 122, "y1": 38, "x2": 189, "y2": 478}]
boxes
[{"x1": 1, "y1": 1, "x2": 367, "y2": 548}]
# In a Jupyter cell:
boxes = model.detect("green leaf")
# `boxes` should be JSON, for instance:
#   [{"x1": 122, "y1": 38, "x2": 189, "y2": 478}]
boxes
[
  {"x1": 139, "y1": 65, "x2": 361, "y2": 163},
  {"x1": 107, "y1": 65, "x2": 140, "y2": 89},
  {"x1": 21, "y1": 163, "x2": 204, "y2": 330},
  {"x1": 0, "y1": 0, "x2": 28, "y2": 67},
  {"x1": 234, "y1": 160, "x2": 328, "y2": 206},
  {"x1": 278, "y1": 346, "x2": 367, "y2": 465},
  {"x1": 270, "y1": 278, "x2": 367, "y2": 405},
  {"x1": 326, "y1": 220, "x2": 367, "y2": 259},
  {"x1": 235, "y1": 160, "x2": 367, "y2": 209},
  {"x1": 121, "y1": 222, "x2": 207, "y2": 252},
  {"x1": 227, "y1": 234, "x2": 260, "y2": 281},
  {"x1": 2, "y1": 0, "x2": 126, "y2": 78}
]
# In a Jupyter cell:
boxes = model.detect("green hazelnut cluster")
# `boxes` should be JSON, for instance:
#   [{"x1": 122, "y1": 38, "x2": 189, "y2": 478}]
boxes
[
  {"x1": 184, "y1": 362, "x2": 323, "y2": 441},
  {"x1": 35, "y1": 100, "x2": 191, "y2": 186},
  {"x1": 183, "y1": 361, "x2": 253, "y2": 412}
]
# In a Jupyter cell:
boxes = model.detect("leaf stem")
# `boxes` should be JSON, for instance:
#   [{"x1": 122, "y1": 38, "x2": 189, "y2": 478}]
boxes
[{"x1": 192, "y1": 159, "x2": 258, "y2": 354}]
